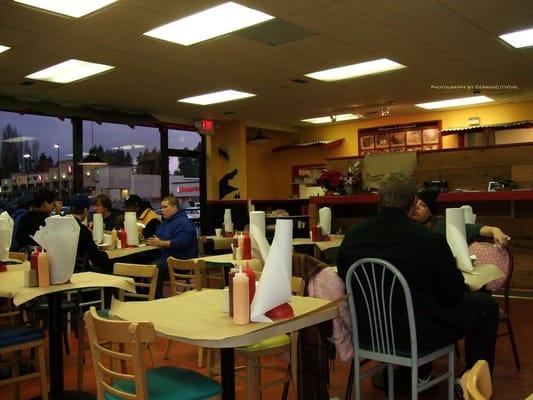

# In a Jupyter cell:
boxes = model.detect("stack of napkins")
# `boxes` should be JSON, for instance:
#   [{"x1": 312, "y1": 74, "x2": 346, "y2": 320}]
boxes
[
  {"x1": 32, "y1": 215, "x2": 80, "y2": 284},
  {"x1": 250, "y1": 211, "x2": 270, "y2": 262},
  {"x1": 0, "y1": 211, "x2": 14, "y2": 260},
  {"x1": 319, "y1": 207, "x2": 332, "y2": 237},
  {"x1": 251, "y1": 219, "x2": 293, "y2": 322}
]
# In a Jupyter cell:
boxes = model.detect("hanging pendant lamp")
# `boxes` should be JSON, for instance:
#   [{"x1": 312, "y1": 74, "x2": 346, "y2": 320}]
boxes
[{"x1": 78, "y1": 121, "x2": 108, "y2": 166}]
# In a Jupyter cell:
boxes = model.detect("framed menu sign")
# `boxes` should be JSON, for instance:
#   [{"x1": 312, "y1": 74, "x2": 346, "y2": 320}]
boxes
[{"x1": 358, "y1": 120, "x2": 441, "y2": 155}]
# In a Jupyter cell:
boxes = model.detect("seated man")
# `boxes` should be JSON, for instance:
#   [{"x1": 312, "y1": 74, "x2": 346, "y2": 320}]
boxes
[
  {"x1": 15, "y1": 189, "x2": 56, "y2": 251},
  {"x1": 146, "y1": 196, "x2": 197, "y2": 297},
  {"x1": 412, "y1": 188, "x2": 510, "y2": 246},
  {"x1": 124, "y1": 194, "x2": 161, "y2": 239},
  {"x1": 94, "y1": 194, "x2": 122, "y2": 231},
  {"x1": 337, "y1": 173, "x2": 499, "y2": 373},
  {"x1": 69, "y1": 194, "x2": 112, "y2": 273}
]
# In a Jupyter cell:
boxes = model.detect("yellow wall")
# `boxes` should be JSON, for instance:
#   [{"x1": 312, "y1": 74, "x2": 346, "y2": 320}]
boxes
[
  {"x1": 207, "y1": 100, "x2": 533, "y2": 200},
  {"x1": 206, "y1": 120, "x2": 247, "y2": 200}
]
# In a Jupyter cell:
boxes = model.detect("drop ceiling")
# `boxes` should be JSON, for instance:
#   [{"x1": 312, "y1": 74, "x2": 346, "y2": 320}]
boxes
[{"x1": 0, "y1": 0, "x2": 532, "y2": 129}]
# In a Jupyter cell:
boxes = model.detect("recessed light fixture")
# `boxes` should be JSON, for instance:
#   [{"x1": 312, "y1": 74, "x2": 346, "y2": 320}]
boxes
[
  {"x1": 415, "y1": 95, "x2": 494, "y2": 110},
  {"x1": 26, "y1": 59, "x2": 114, "y2": 83},
  {"x1": 144, "y1": 2, "x2": 274, "y2": 46},
  {"x1": 302, "y1": 113, "x2": 362, "y2": 124},
  {"x1": 0, "y1": 45, "x2": 10, "y2": 54},
  {"x1": 499, "y1": 27, "x2": 533, "y2": 48},
  {"x1": 14, "y1": 0, "x2": 118, "y2": 18},
  {"x1": 178, "y1": 90, "x2": 255, "y2": 105},
  {"x1": 305, "y1": 58, "x2": 406, "y2": 82}
]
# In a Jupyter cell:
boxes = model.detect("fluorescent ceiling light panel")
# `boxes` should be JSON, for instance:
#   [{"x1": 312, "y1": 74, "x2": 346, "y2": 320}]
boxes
[
  {"x1": 499, "y1": 27, "x2": 533, "y2": 48},
  {"x1": 178, "y1": 90, "x2": 255, "y2": 105},
  {"x1": 305, "y1": 58, "x2": 406, "y2": 82},
  {"x1": 26, "y1": 59, "x2": 114, "y2": 83},
  {"x1": 14, "y1": 0, "x2": 118, "y2": 18},
  {"x1": 0, "y1": 45, "x2": 10, "y2": 54},
  {"x1": 302, "y1": 113, "x2": 361, "y2": 124},
  {"x1": 143, "y1": 2, "x2": 274, "y2": 46},
  {"x1": 416, "y1": 95, "x2": 494, "y2": 110}
]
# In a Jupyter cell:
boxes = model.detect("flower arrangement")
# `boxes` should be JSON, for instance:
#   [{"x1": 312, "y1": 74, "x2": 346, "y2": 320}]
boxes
[
  {"x1": 317, "y1": 169, "x2": 343, "y2": 194},
  {"x1": 342, "y1": 161, "x2": 361, "y2": 195},
  {"x1": 317, "y1": 162, "x2": 361, "y2": 195}
]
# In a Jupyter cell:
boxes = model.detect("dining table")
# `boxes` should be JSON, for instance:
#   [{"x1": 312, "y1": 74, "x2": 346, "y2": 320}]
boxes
[
  {"x1": 0, "y1": 270, "x2": 136, "y2": 400},
  {"x1": 104, "y1": 244, "x2": 159, "y2": 260},
  {"x1": 110, "y1": 289, "x2": 339, "y2": 400}
]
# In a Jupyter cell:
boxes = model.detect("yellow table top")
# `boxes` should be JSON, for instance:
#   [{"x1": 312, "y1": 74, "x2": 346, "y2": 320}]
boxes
[
  {"x1": 110, "y1": 289, "x2": 338, "y2": 348},
  {"x1": 105, "y1": 245, "x2": 159, "y2": 259},
  {"x1": 0, "y1": 271, "x2": 135, "y2": 306}
]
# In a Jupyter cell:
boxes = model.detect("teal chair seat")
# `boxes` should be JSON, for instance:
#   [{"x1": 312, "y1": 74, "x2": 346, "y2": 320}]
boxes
[{"x1": 105, "y1": 366, "x2": 222, "y2": 400}]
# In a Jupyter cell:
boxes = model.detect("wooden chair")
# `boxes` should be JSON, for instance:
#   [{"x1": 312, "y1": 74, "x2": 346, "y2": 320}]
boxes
[
  {"x1": 0, "y1": 325, "x2": 48, "y2": 400},
  {"x1": 497, "y1": 247, "x2": 520, "y2": 370},
  {"x1": 113, "y1": 263, "x2": 159, "y2": 302},
  {"x1": 77, "y1": 263, "x2": 158, "y2": 390},
  {"x1": 163, "y1": 257, "x2": 205, "y2": 363},
  {"x1": 460, "y1": 359, "x2": 492, "y2": 400},
  {"x1": 84, "y1": 307, "x2": 222, "y2": 400},
  {"x1": 8, "y1": 252, "x2": 28, "y2": 262},
  {"x1": 197, "y1": 236, "x2": 226, "y2": 288},
  {"x1": 208, "y1": 274, "x2": 306, "y2": 400}
]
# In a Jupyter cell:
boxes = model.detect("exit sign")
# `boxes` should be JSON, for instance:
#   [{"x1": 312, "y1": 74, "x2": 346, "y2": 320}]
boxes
[{"x1": 196, "y1": 119, "x2": 215, "y2": 135}]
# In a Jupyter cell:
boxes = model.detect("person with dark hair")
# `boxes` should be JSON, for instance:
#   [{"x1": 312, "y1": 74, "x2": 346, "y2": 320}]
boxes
[
  {"x1": 94, "y1": 194, "x2": 121, "y2": 231},
  {"x1": 337, "y1": 173, "x2": 499, "y2": 377},
  {"x1": 10, "y1": 193, "x2": 33, "y2": 251},
  {"x1": 412, "y1": 188, "x2": 510, "y2": 246},
  {"x1": 147, "y1": 196, "x2": 197, "y2": 297},
  {"x1": 15, "y1": 189, "x2": 57, "y2": 250},
  {"x1": 124, "y1": 194, "x2": 160, "y2": 239},
  {"x1": 69, "y1": 194, "x2": 112, "y2": 272}
]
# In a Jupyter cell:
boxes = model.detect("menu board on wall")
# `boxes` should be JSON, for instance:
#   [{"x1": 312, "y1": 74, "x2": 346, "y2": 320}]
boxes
[{"x1": 358, "y1": 120, "x2": 441, "y2": 156}]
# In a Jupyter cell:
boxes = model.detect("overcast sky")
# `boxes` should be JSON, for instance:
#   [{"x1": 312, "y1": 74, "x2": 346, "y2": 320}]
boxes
[{"x1": 0, "y1": 111, "x2": 201, "y2": 169}]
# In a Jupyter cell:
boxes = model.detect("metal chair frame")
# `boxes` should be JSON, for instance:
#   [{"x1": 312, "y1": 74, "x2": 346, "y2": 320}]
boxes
[{"x1": 346, "y1": 258, "x2": 455, "y2": 400}]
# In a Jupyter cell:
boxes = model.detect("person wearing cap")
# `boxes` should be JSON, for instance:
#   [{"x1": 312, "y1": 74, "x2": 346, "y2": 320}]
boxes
[
  {"x1": 70, "y1": 194, "x2": 112, "y2": 273},
  {"x1": 124, "y1": 194, "x2": 160, "y2": 239},
  {"x1": 412, "y1": 188, "x2": 510, "y2": 246}
]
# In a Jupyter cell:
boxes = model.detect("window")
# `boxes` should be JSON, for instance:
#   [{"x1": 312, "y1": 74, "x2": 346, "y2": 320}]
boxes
[
  {"x1": 82, "y1": 121, "x2": 160, "y2": 207},
  {"x1": 0, "y1": 110, "x2": 72, "y2": 197}
]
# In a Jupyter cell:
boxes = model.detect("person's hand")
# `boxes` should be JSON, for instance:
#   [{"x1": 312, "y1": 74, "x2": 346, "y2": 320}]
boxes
[
  {"x1": 492, "y1": 227, "x2": 510, "y2": 247},
  {"x1": 146, "y1": 235, "x2": 163, "y2": 247}
]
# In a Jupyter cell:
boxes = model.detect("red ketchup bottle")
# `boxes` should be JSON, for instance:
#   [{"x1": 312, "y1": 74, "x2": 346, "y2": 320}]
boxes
[
  {"x1": 119, "y1": 229, "x2": 128, "y2": 248},
  {"x1": 244, "y1": 262, "x2": 256, "y2": 304},
  {"x1": 242, "y1": 232, "x2": 252, "y2": 260}
]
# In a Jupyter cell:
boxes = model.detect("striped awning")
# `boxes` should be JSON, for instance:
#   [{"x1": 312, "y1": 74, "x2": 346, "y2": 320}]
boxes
[
  {"x1": 272, "y1": 138, "x2": 344, "y2": 153},
  {"x1": 441, "y1": 120, "x2": 532, "y2": 134}
]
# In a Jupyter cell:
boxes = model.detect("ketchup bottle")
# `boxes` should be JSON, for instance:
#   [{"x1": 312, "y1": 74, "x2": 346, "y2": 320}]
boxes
[
  {"x1": 242, "y1": 232, "x2": 252, "y2": 260},
  {"x1": 244, "y1": 262, "x2": 256, "y2": 304},
  {"x1": 119, "y1": 229, "x2": 128, "y2": 248}
]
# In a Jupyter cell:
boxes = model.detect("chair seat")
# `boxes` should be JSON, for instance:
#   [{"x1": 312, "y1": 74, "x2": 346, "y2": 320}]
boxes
[
  {"x1": 0, "y1": 326, "x2": 44, "y2": 347},
  {"x1": 237, "y1": 334, "x2": 290, "y2": 352},
  {"x1": 105, "y1": 366, "x2": 222, "y2": 400}
]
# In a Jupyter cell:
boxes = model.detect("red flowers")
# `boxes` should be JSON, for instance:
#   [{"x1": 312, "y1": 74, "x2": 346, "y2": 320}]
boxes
[{"x1": 317, "y1": 169, "x2": 343, "y2": 192}]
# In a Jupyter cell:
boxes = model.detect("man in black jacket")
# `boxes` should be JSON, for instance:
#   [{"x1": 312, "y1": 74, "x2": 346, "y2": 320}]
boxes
[
  {"x1": 70, "y1": 194, "x2": 112, "y2": 273},
  {"x1": 15, "y1": 189, "x2": 56, "y2": 251},
  {"x1": 337, "y1": 173, "x2": 498, "y2": 372}
]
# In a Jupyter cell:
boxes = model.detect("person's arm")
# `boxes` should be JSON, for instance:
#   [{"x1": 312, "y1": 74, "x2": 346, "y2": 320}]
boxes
[{"x1": 480, "y1": 225, "x2": 510, "y2": 247}]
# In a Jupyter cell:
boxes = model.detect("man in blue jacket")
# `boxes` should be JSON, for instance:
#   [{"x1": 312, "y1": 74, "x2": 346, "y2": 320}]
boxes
[{"x1": 147, "y1": 196, "x2": 197, "y2": 297}]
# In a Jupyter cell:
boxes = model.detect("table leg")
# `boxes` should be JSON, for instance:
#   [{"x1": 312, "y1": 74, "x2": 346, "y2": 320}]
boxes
[
  {"x1": 44, "y1": 292, "x2": 95, "y2": 400},
  {"x1": 48, "y1": 292, "x2": 64, "y2": 395},
  {"x1": 220, "y1": 348, "x2": 235, "y2": 400}
]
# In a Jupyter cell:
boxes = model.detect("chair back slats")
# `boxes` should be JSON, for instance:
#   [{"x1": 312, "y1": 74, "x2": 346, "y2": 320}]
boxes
[
  {"x1": 167, "y1": 257, "x2": 206, "y2": 295},
  {"x1": 8, "y1": 251, "x2": 28, "y2": 262},
  {"x1": 346, "y1": 258, "x2": 418, "y2": 358},
  {"x1": 113, "y1": 263, "x2": 158, "y2": 302},
  {"x1": 85, "y1": 307, "x2": 155, "y2": 400}
]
